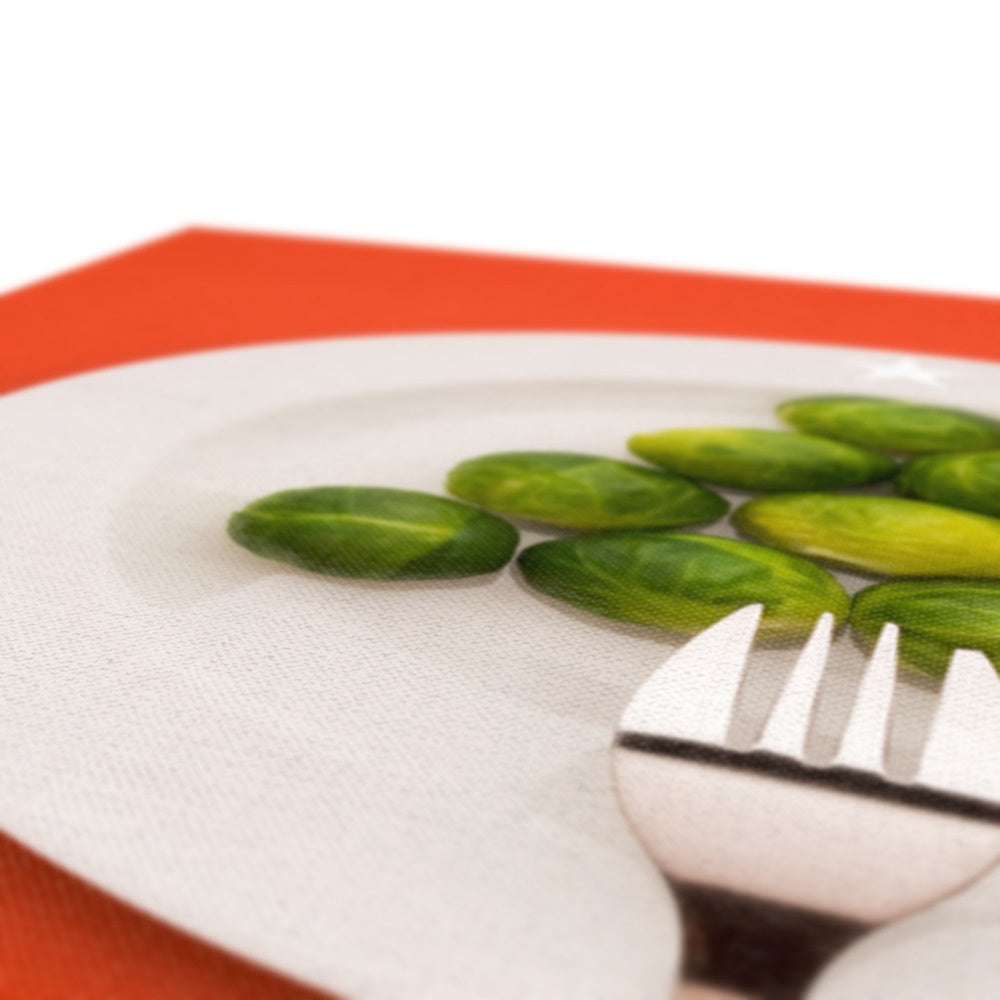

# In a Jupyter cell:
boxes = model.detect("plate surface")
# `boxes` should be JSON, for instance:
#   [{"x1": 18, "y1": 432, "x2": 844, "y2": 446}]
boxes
[{"x1": 2, "y1": 333, "x2": 1000, "y2": 999}]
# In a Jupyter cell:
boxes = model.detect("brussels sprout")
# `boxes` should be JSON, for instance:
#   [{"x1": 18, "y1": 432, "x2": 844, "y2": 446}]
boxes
[
  {"x1": 627, "y1": 427, "x2": 896, "y2": 492},
  {"x1": 733, "y1": 493, "x2": 1000, "y2": 578},
  {"x1": 851, "y1": 580, "x2": 1000, "y2": 677},
  {"x1": 517, "y1": 531, "x2": 848, "y2": 640},
  {"x1": 445, "y1": 451, "x2": 727, "y2": 531},
  {"x1": 777, "y1": 396, "x2": 1000, "y2": 454},
  {"x1": 228, "y1": 486, "x2": 518, "y2": 579},
  {"x1": 896, "y1": 450, "x2": 1000, "y2": 518}
]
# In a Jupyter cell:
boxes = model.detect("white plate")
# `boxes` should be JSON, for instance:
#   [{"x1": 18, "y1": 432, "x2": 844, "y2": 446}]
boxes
[{"x1": 2, "y1": 333, "x2": 1000, "y2": 1000}]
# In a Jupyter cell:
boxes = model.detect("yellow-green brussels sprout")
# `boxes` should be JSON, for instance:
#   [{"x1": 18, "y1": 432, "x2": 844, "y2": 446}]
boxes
[
  {"x1": 733, "y1": 493, "x2": 1000, "y2": 578},
  {"x1": 896, "y1": 450, "x2": 1000, "y2": 518},
  {"x1": 445, "y1": 451, "x2": 727, "y2": 531},
  {"x1": 851, "y1": 580, "x2": 1000, "y2": 677},
  {"x1": 778, "y1": 396, "x2": 1000, "y2": 454},
  {"x1": 517, "y1": 531, "x2": 848, "y2": 641},
  {"x1": 627, "y1": 427, "x2": 896, "y2": 492},
  {"x1": 228, "y1": 486, "x2": 518, "y2": 579}
]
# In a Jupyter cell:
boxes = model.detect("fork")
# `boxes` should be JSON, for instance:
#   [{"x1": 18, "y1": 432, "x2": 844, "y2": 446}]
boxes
[{"x1": 612, "y1": 604, "x2": 1000, "y2": 1000}]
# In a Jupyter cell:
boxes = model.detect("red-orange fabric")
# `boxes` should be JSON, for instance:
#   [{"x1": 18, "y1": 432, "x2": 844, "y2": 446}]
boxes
[
  {"x1": 1, "y1": 227, "x2": 998, "y2": 998},
  {"x1": 4, "y1": 228, "x2": 1000, "y2": 398}
]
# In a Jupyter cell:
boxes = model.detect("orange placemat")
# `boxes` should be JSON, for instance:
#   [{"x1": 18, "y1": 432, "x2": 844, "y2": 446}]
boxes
[{"x1": 2, "y1": 227, "x2": 999, "y2": 999}]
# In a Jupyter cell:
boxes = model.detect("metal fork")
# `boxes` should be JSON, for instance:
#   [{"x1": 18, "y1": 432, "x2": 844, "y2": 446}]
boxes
[{"x1": 612, "y1": 604, "x2": 1000, "y2": 1000}]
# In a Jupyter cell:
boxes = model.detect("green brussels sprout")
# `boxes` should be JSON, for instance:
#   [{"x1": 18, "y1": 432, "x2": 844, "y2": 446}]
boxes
[
  {"x1": 777, "y1": 395, "x2": 1000, "y2": 454},
  {"x1": 896, "y1": 450, "x2": 1000, "y2": 518},
  {"x1": 851, "y1": 580, "x2": 1000, "y2": 677},
  {"x1": 733, "y1": 493, "x2": 1000, "y2": 578},
  {"x1": 445, "y1": 451, "x2": 727, "y2": 531},
  {"x1": 627, "y1": 427, "x2": 896, "y2": 492},
  {"x1": 517, "y1": 531, "x2": 849, "y2": 641},
  {"x1": 228, "y1": 486, "x2": 518, "y2": 579}
]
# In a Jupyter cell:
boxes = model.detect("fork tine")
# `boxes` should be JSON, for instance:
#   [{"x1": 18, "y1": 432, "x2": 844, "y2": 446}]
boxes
[
  {"x1": 833, "y1": 623, "x2": 898, "y2": 771},
  {"x1": 755, "y1": 612, "x2": 836, "y2": 759},
  {"x1": 619, "y1": 604, "x2": 762, "y2": 744},
  {"x1": 918, "y1": 649, "x2": 1000, "y2": 800}
]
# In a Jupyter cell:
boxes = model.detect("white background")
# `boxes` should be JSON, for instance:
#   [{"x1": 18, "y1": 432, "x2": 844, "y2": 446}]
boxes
[{"x1": 2, "y1": 1, "x2": 1000, "y2": 297}]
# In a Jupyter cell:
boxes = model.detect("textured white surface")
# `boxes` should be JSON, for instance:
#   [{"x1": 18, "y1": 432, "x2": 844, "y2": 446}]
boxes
[{"x1": 2, "y1": 333, "x2": 1000, "y2": 996}]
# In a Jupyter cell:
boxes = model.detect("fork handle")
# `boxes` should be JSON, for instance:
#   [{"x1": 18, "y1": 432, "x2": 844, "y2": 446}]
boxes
[
  {"x1": 675, "y1": 985, "x2": 750, "y2": 1000},
  {"x1": 672, "y1": 881, "x2": 867, "y2": 1000}
]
